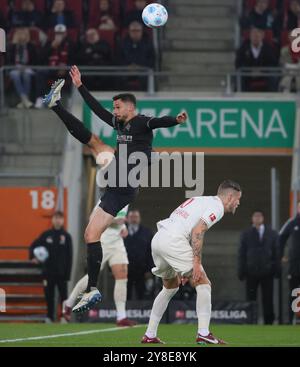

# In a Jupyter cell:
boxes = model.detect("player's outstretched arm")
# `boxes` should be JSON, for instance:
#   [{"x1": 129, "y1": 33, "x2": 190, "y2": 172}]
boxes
[
  {"x1": 147, "y1": 112, "x2": 187, "y2": 130},
  {"x1": 70, "y1": 65, "x2": 114, "y2": 127}
]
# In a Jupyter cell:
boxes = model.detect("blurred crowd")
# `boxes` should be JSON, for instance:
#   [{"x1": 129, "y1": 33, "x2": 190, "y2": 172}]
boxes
[
  {"x1": 0, "y1": 0, "x2": 156, "y2": 107},
  {"x1": 236, "y1": 0, "x2": 300, "y2": 92}
]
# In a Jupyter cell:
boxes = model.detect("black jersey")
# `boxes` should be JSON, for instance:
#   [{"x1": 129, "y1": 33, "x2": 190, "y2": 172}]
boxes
[{"x1": 78, "y1": 84, "x2": 178, "y2": 160}]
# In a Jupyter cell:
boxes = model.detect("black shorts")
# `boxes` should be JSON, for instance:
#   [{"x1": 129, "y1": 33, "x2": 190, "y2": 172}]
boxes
[{"x1": 98, "y1": 187, "x2": 139, "y2": 217}]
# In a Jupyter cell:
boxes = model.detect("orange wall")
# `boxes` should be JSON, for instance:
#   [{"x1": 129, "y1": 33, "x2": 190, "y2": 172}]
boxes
[{"x1": 0, "y1": 187, "x2": 68, "y2": 247}]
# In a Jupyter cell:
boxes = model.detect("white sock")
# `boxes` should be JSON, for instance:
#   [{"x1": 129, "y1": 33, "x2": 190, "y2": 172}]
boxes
[
  {"x1": 196, "y1": 284, "x2": 212, "y2": 336},
  {"x1": 146, "y1": 287, "x2": 178, "y2": 338},
  {"x1": 66, "y1": 274, "x2": 88, "y2": 308},
  {"x1": 114, "y1": 279, "x2": 128, "y2": 321}
]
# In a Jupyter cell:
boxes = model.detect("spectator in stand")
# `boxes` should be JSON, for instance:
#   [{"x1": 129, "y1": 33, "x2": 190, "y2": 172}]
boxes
[
  {"x1": 29, "y1": 211, "x2": 73, "y2": 323},
  {"x1": 279, "y1": 201, "x2": 300, "y2": 324},
  {"x1": 238, "y1": 210, "x2": 280, "y2": 325},
  {"x1": 235, "y1": 26, "x2": 278, "y2": 91},
  {"x1": 45, "y1": 0, "x2": 75, "y2": 29},
  {"x1": 274, "y1": 0, "x2": 300, "y2": 40},
  {"x1": 124, "y1": 209, "x2": 154, "y2": 300},
  {"x1": 7, "y1": 27, "x2": 38, "y2": 108},
  {"x1": 77, "y1": 28, "x2": 112, "y2": 89},
  {"x1": 88, "y1": 0, "x2": 118, "y2": 31},
  {"x1": 34, "y1": 24, "x2": 74, "y2": 108},
  {"x1": 10, "y1": 0, "x2": 42, "y2": 28},
  {"x1": 241, "y1": 0, "x2": 275, "y2": 31},
  {"x1": 124, "y1": 0, "x2": 147, "y2": 28},
  {"x1": 117, "y1": 20, "x2": 155, "y2": 90},
  {"x1": 279, "y1": 31, "x2": 300, "y2": 92}
]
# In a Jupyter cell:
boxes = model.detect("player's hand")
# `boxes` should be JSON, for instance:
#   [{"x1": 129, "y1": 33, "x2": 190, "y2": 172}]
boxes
[
  {"x1": 192, "y1": 263, "x2": 205, "y2": 283},
  {"x1": 69, "y1": 65, "x2": 82, "y2": 88},
  {"x1": 176, "y1": 112, "x2": 187, "y2": 124}
]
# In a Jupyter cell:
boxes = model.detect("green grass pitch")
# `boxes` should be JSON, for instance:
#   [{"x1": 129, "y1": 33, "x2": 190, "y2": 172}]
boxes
[{"x1": 0, "y1": 323, "x2": 299, "y2": 347}]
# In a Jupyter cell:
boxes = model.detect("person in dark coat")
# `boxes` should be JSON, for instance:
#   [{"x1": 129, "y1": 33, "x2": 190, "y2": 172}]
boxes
[
  {"x1": 45, "y1": 0, "x2": 75, "y2": 29},
  {"x1": 238, "y1": 210, "x2": 280, "y2": 324},
  {"x1": 10, "y1": 0, "x2": 42, "y2": 28},
  {"x1": 235, "y1": 26, "x2": 278, "y2": 91},
  {"x1": 29, "y1": 211, "x2": 73, "y2": 322},
  {"x1": 279, "y1": 201, "x2": 300, "y2": 324},
  {"x1": 117, "y1": 20, "x2": 155, "y2": 90},
  {"x1": 124, "y1": 209, "x2": 154, "y2": 300}
]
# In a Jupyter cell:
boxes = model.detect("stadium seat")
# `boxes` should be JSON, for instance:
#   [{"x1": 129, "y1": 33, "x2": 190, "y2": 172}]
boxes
[
  {"x1": 281, "y1": 29, "x2": 289, "y2": 46},
  {"x1": 0, "y1": 0, "x2": 9, "y2": 18},
  {"x1": 98, "y1": 29, "x2": 116, "y2": 50},
  {"x1": 88, "y1": 0, "x2": 120, "y2": 28},
  {"x1": 14, "y1": 0, "x2": 46, "y2": 12}
]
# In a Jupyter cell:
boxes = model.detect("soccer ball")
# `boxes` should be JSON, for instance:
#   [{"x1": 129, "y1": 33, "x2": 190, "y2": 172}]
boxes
[
  {"x1": 33, "y1": 246, "x2": 49, "y2": 263},
  {"x1": 142, "y1": 3, "x2": 168, "y2": 28}
]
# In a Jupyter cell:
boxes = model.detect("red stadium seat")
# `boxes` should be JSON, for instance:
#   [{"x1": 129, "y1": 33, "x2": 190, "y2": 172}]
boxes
[
  {"x1": 14, "y1": 0, "x2": 46, "y2": 12},
  {"x1": 0, "y1": 0, "x2": 9, "y2": 18},
  {"x1": 88, "y1": 0, "x2": 120, "y2": 28},
  {"x1": 281, "y1": 30, "x2": 290, "y2": 46},
  {"x1": 98, "y1": 29, "x2": 116, "y2": 50}
]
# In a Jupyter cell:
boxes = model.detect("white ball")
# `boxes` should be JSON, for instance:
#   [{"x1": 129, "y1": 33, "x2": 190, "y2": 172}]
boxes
[
  {"x1": 142, "y1": 3, "x2": 168, "y2": 28},
  {"x1": 33, "y1": 246, "x2": 49, "y2": 263}
]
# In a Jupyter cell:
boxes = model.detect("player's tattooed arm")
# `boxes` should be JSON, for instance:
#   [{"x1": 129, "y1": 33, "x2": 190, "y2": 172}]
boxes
[{"x1": 191, "y1": 220, "x2": 208, "y2": 264}]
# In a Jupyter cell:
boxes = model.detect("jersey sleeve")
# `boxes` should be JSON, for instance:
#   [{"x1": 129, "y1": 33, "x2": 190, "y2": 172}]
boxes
[
  {"x1": 78, "y1": 84, "x2": 115, "y2": 127},
  {"x1": 146, "y1": 116, "x2": 178, "y2": 130},
  {"x1": 199, "y1": 204, "x2": 223, "y2": 229}
]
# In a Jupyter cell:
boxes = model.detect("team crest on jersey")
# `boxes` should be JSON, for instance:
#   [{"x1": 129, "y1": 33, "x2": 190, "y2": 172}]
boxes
[{"x1": 209, "y1": 213, "x2": 216, "y2": 222}]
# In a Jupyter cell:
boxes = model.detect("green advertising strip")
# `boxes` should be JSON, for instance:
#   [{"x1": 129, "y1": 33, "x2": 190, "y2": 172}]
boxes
[{"x1": 83, "y1": 99, "x2": 296, "y2": 148}]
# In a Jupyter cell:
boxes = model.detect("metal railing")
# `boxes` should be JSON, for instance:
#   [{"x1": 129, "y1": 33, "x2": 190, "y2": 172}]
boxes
[
  {"x1": 227, "y1": 67, "x2": 300, "y2": 93},
  {"x1": 0, "y1": 65, "x2": 156, "y2": 111},
  {"x1": 1, "y1": 65, "x2": 300, "y2": 110}
]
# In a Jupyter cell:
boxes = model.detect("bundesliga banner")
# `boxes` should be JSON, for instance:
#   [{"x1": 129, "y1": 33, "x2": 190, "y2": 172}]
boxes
[
  {"x1": 83, "y1": 99, "x2": 296, "y2": 149},
  {"x1": 79, "y1": 300, "x2": 257, "y2": 325},
  {"x1": 168, "y1": 300, "x2": 257, "y2": 325}
]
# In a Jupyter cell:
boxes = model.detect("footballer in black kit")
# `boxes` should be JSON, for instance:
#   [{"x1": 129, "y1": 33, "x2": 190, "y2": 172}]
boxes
[{"x1": 43, "y1": 65, "x2": 187, "y2": 313}]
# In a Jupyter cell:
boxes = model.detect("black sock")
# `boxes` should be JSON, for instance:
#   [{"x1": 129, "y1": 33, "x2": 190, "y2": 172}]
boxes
[
  {"x1": 52, "y1": 102, "x2": 92, "y2": 144},
  {"x1": 86, "y1": 241, "x2": 102, "y2": 292}
]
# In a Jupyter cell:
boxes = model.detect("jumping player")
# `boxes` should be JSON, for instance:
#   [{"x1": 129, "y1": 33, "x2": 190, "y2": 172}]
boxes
[
  {"x1": 43, "y1": 67, "x2": 187, "y2": 313},
  {"x1": 142, "y1": 180, "x2": 242, "y2": 345}
]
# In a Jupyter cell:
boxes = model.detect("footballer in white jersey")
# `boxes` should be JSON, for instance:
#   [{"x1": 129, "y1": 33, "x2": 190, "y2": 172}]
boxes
[{"x1": 142, "y1": 180, "x2": 242, "y2": 345}]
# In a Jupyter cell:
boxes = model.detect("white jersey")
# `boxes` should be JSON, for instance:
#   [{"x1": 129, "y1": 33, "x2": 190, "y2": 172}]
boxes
[{"x1": 157, "y1": 196, "x2": 224, "y2": 240}]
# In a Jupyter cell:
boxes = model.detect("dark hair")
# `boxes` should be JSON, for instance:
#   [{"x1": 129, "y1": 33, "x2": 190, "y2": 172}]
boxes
[
  {"x1": 53, "y1": 211, "x2": 64, "y2": 218},
  {"x1": 113, "y1": 93, "x2": 136, "y2": 107},
  {"x1": 252, "y1": 209, "x2": 264, "y2": 216},
  {"x1": 217, "y1": 180, "x2": 241, "y2": 194}
]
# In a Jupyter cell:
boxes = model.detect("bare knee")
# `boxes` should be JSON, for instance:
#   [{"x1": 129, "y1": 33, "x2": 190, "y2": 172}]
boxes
[
  {"x1": 84, "y1": 227, "x2": 102, "y2": 244},
  {"x1": 163, "y1": 277, "x2": 180, "y2": 289}
]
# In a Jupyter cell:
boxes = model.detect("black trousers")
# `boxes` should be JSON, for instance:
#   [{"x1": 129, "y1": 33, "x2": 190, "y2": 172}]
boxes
[
  {"x1": 246, "y1": 274, "x2": 275, "y2": 324},
  {"x1": 289, "y1": 275, "x2": 300, "y2": 324},
  {"x1": 127, "y1": 271, "x2": 146, "y2": 300},
  {"x1": 44, "y1": 276, "x2": 68, "y2": 321}
]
